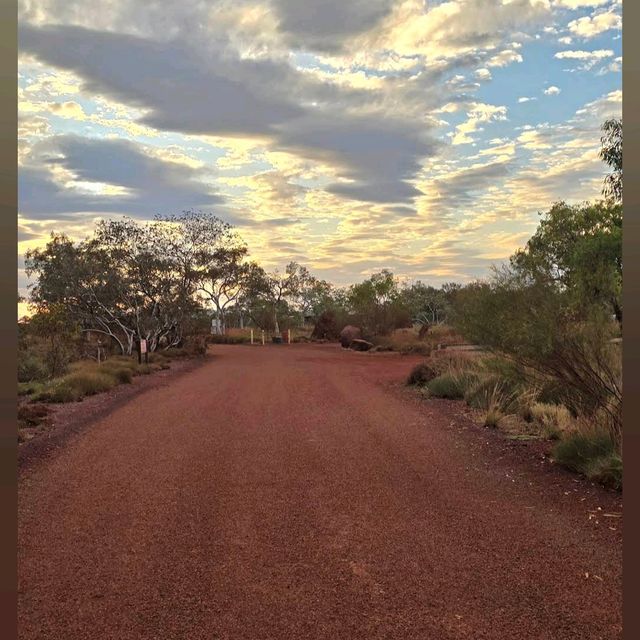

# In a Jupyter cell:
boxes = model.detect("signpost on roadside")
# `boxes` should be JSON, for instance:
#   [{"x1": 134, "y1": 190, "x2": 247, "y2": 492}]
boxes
[
  {"x1": 251, "y1": 329, "x2": 254, "y2": 345},
  {"x1": 261, "y1": 330, "x2": 265, "y2": 346},
  {"x1": 139, "y1": 338, "x2": 148, "y2": 364}
]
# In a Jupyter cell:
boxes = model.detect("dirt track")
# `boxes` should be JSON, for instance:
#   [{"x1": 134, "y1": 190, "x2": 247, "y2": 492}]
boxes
[{"x1": 18, "y1": 344, "x2": 622, "y2": 639}]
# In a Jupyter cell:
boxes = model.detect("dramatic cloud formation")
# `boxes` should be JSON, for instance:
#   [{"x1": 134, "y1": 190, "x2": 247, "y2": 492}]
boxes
[{"x1": 18, "y1": 0, "x2": 622, "y2": 290}]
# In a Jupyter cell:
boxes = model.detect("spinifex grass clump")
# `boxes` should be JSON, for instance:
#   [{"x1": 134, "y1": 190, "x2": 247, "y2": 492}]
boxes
[
  {"x1": 407, "y1": 362, "x2": 437, "y2": 386},
  {"x1": 552, "y1": 427, "x2": 621, "y2": 490}
]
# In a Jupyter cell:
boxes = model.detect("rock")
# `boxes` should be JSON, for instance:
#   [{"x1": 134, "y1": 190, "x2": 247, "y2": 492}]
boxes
[
  {"x1": 350, "y1": 338, "x2": 374, "y2": 352},
  {"x1": 340, "y1": 325, "x2": 362, "y2": 348}
]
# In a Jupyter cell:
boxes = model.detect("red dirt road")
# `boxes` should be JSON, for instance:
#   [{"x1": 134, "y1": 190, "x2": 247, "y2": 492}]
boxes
[{"x1": 19, "y1": 345, "x2": 622, "y2": 639}]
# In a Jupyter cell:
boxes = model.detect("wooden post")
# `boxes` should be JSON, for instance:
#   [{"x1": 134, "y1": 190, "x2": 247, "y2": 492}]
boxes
[
  {"x1": 261, "y1": 330, "x2": 265, "y2": 346},
  {"x1": 250, "y1": 329, "x2": 254, "y2": 345},
  {"x1": 288, "y1": 329, "x2": 291, "y2": 344}
]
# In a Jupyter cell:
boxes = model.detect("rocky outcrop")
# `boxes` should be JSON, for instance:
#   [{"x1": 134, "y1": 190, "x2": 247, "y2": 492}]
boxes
[
  {"x1": 350, "y1": 339, "x2": 374, "y2": 352},
  {"x1": 340, "y1": 325, "x2": 362, "y2": 348}
]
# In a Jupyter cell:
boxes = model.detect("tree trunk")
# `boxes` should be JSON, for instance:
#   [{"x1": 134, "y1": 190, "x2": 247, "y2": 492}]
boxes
[{"x1": 611, "y1": 297, "x2": 622, "y2": 325}]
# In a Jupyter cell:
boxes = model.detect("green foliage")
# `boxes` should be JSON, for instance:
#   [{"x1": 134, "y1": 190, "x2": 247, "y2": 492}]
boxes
[
  {"x1": 510, "y1": 200, "x2": 622, "y2": 323},
  {"x1": 600, "y1": 118, "x2": 622, "y2": 203},
  {"x1": 426, "y1": 374, "x2": 473, "y2": 399},
  {"x1": 553, "y1": 431, "x2": 621, "y2": 490},
  {"x1": 407, "y1": 362, "x2": 437, "y2": 386},
  {"x1": 18, "y1": 354, "x2": 49, "y2": 383}
]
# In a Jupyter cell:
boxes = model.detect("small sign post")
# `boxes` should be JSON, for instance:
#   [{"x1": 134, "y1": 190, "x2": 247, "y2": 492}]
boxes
[
  {"x1": 139, "y1": 338, "x2": 148, "y2": 364},
  {"x1": 287, "y1": 329, "x2": 291, "y2": 344},
  {"x1": 261, "y1": 330, "x2": 265, "y2": 346},
  {"x1": 250, "y1": 329, "x2": 254, "y2": 345}
]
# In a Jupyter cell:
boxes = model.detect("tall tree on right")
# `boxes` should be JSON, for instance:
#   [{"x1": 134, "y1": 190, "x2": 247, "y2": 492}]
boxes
[{"x1": 600, "y1": 118, "x2": 622, "y2": 203}]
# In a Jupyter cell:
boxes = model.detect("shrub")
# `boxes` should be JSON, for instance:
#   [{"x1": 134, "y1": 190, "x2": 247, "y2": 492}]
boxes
[
  {"x1": 483, "y1": 407, "x2": 502, "y2": 429},
  {"x1": 18, "y1": 381, "x2": 44, "y2": 397},
  {"x1": 18, "y1": 354, "x2": 49, "y2": 383},
  {"x1": 311, "y1": 310, "x2": 339, "y2": 340},
  {"x1": 183, "y1": 334, "x2": 208, "y2": 354},
  {"x1": 18, "y1": 403, "x2": 50, "y2": 427},
  {"x1": 407, "y1": 362, "x2": 437, "y2": 386},
  {"x1": 65, "y1": 371, "x2": 117, "y2": 396},
  {"x1": 530, "y1": 403, "x2": 572, "y2": 439},
  {"x1": 553, "y1": 429, "x2": 621, "y2": 489},
  {"x1": 111, "y1": 367, "x2": 133, "y2": 383},
  {"x1": 467, "y1": 378, "x2": 513, "y2": 415},
  {"x1": 207, "y1": 334, "x2": 250, "y2": 345},
  {"x1": 427, "y1": 374, "x2": 467, "y2": 399},
  {"x1": 33, "y1": 380, "x2": 82, "y2": 403},
  {"x1": 33, "y1": 370, "x2": 117, "y2": 403}
]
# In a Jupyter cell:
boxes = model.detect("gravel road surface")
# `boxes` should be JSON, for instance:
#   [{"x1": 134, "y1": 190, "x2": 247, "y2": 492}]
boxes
[{"x1": 18, "y1": 344, "x2": 622, "y2": 639}]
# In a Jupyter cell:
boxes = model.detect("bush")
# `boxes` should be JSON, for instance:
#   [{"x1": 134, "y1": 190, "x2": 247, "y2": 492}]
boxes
[
  {"x1": 530, "y1": 402, "x2": 572, "y2": 439},
  {"x1": 33, "y1": 370, "x2": 117, "y2": 403},
  {"x1": 183, "y1": 334, "x2": 208, "y2": 354},
  {"x1": 465, "y1": 376, "x2": 520, "y2": 413},
  {"x1": 65, "y1": 371, "x2": 117, "y2": 395},
  {"x1": 426, "y1": 374, "x2": 468, "y2": 399},
  {"x1": 553, "y1": 430, "x2": 621, "y2": 489},
  {"x1": 18, "y1": 353, "x2": 49, "y2": 383},
  {"x1": 407, "y1": 362, "x2": 437, "y2": 386},
  {"x1": 111, "y1": 367, "x2": 133, "y2": 383},
  {"x1": 311, "y1": 310, "x2": 339, "y2": 340},
  {"x1": 33, "y1": 380, "x2": 82, "y2": 403},
  {"x1": 18, "y1": 381, "x2": 44, "y2": 396},
  {"x1": 483, "y1": 407, "x2": 502, "y2": 429},
  {"x1": 18, "y1": 403, "x2": 50, "y2": 427},
  {"x1": 207, "y1": 334, "x2": 250, "y2": 345}
]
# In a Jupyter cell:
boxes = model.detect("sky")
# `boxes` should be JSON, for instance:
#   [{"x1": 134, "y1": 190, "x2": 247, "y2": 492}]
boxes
[{"x1": 18, "y1": 0, "x2": 622, "y2": 310}]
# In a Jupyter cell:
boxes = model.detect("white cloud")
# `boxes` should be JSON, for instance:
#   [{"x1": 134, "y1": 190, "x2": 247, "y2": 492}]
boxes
[
  {"x1": 555, "y1": 48, "x2": 614, "y2": 70},
  {"x1": 544, "y1": 85, "x2": 561, "y2": 95},
  {"x1": 553, "y1": 0, "x2": 609, "y2": 8},
  {"x1": 518, "y1": 96, "x2": 537, "y2": 103},
  {"x1": 555, "y1": 49, "x2": 614, "y2": 60},
  {"x1": 487, "y1": 49, "x2": 523, "y2": 67},
  {"x1": 568, "y1": 11, "x2": 621, "y2": 38}
]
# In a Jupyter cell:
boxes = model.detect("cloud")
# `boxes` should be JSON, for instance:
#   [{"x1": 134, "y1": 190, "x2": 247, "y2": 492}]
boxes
[
  {"x1": 555, "y1": 48, "x2": 614, "y2": 71},
  {"x1": 486, "y1": 49, "x2": 524, "y2": 67},
  {"x1": 518, "y1": 96, "x2": 537, "y2": 103},
  {"x1": 19, "y1": 22, "x2": 441, "y2": 205},
  {"x1": 429, "y1": 159, "x2": 512, "y2": 211},
  {"x1": 277, "y1": 113, "x2": 438, "y2": 203},
  {"x1": 273, "y1": 0, "x2": 395, "y2": 52},
  {"x1": 19, "y1": 23, "x2": 304, "y2": 137},
  {"x1": 553, "y1": 0, "x2": 608, "y2": 8},
  {"x1": 19, "y1": 134, "x2": 224, "y2": 218},
  {"x1": 475, "y1": 67, "x2": 492, "y2": 80},
  {"x1": 451, "y1": 102, "x2": 508, "y2": 145},
  {"x1": 378, "y1": 0, "x2": 550, "y2": 61},
  {"x1": 568, "y1": 11, "x2": 621, "y2": 38},
  {"x1": 544, "y1": 85, "x2": 561, "y2": 95}
]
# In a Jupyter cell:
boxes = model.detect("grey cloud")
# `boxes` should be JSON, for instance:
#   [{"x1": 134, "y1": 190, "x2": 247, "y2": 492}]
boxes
[
  {"x1": 20, "y1": 22, "x2": 438, "y2": 206},
  {"x1": 273, "y1": 0, "x2": 394, "y2": 52},
  {"x1": 19, "y1": 134, "x2": 223, "y2": 218},
  {"x1": 20, "y1": 24, "x2": 304, "y2": 136},
  {"x1": 277, "y1": 114, "x2": 438, "y2": 203},
  {"x1": 432, "y1": 159, "x2": 511, "y2": 209}
]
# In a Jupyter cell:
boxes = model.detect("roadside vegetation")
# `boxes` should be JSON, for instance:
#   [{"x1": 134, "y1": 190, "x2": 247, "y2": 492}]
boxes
[
  {"x1": 408, "y1": 119, "x2": 622, "y2": 489},
  {"x1": 18, "y1": 119, "x2": 623, "y2": 488}
]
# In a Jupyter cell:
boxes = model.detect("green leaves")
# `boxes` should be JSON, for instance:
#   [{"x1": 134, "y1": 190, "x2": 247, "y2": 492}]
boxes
[{"x1": 599, "y1": 118, "x2": 622, "y2": 203}]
